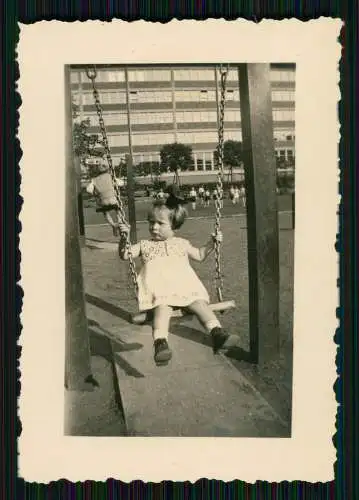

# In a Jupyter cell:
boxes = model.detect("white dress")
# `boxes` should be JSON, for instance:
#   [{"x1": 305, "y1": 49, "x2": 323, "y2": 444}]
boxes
[{"x1": 137, "y1": 237, "x2": 210, "y2": 311}]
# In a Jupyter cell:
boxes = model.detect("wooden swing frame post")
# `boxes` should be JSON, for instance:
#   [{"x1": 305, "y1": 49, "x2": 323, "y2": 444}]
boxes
[
  {"x1": 74, "y1": 156, "x2": 85, "y2": 246},
  {"x1": 124, "y1": 67, "x2": 138, "y2": 244},
  {"x1": 64, "y1": 65, "x2": 94, "y2": 394},
  {"x1": 238, "y1": 64, "x2": 280, "y2": 365}
]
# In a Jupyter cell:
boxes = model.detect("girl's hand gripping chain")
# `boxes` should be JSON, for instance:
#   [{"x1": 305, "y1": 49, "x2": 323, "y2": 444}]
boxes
[
  {"x1": 211, "y1": 230, "x2": 223, "y2": 245},
  {"x1": 118, "y1": 222, "x2": 130, "y2": 237},
  {"x1": 118, "y1": 223, "x2": 141, "y2": 260}
]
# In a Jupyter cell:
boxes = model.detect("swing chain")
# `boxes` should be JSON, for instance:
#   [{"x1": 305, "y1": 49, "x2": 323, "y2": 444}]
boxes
[
  {"x1": 214, "y1": 65, "x2": 228, "y2": 302},
  {"x1": 86, "y1": 66, "x2": 139, "y2": 296}
]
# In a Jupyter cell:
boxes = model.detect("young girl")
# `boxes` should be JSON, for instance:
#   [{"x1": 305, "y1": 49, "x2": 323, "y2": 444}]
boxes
[
  {"x1": 118, "y1": 186, "x2": 238, "y2": 366},
  {"x1": 86, "y1": 160, "x2": 121, "y2": 236}
]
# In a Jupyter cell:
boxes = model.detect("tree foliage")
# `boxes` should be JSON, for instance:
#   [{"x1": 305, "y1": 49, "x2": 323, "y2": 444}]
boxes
[
  {"x1": 135, "y1": 161, "x2": 161, "y2": 178},
  {"x1": 160, "y1": 142, "x2": 193, "y2": 173},
  {"x1": 72, "y1": 98, "x2": 103, "y2": 160},
  {"x1": 214, "y1": 140, "x2": 243, "y2": 167}
]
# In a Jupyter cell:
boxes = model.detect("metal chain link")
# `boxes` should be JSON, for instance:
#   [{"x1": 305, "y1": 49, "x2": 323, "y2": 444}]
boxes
[
  {"x1": 214, "y1": 65, "x2": 228, "y2": 302},
  {"x1": 86, "y1": 66, "x2": 139, "y2": 296}
]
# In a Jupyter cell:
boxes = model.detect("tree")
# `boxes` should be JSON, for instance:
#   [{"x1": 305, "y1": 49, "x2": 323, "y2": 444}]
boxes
[
  {"x1": 71, "y1": 98, "x2": 103, "y2": 162},
  {"x1": 214, "y1": 140, "x2": 243, "y2": 168},
  {"x1": 135, "y1": 161, "x2": 161, "y2": 179},
  {"x1": 72, "y1": 118, "x2": 104, "y2": 161},
  {"x1": 160, "y1": 142, "x2": 193, "y2": 173}
]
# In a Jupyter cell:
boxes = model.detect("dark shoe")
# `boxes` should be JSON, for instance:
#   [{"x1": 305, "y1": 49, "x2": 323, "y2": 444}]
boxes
[
  {"x1": 211, "y1": 327, "x2": 241, "y2": 354},
  {"x1": 154, "y1": 338, "x2": 172, "y2": 366},
  {"x1": 210, "y1": 327, "x2": 230, "y2": 354}
]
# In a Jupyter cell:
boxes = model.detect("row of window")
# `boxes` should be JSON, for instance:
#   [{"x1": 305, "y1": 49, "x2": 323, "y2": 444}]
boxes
[
  {"x1": 72, "y1": 68, "x2": 295, "y2": 84},
  {"x1": 76, "y1": 88, "x2": 294, "y2": 107},
  {"x1": 275, "y1": 149, "x2": 295, "y2": 158},
  {"x1": 274, "y1": 129, "x2": 296, "y2": 141},
  {"x1": 272, "y1": 90, "x2": 295, "y2": 101},
  {"x1": 112, "y1": 148, "x2": 295, "y2": 167},
  {"x1": 270, "y1": 70, "x2": 296, "y2": 82},
  {"x1": 80, "y1": 108, "x2": 294, "y2": 128},
  {"x1": 108, "y1": 130, "x2": 242, "y2": 147}
]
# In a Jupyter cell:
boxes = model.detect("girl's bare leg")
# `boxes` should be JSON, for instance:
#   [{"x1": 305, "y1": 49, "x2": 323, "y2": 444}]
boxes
[
  {"x1": 152, "y1": 304, "x2": 172, "y2": 340},
  {"x1": 187, "y1": 300, "x2": 221, "y2": 330},
  {"x1": 152, "y1": 305, "x2": 173, "y2": 364},
  {"x1": 187, "y1": 300, "x2": 240, "y2": 353}
]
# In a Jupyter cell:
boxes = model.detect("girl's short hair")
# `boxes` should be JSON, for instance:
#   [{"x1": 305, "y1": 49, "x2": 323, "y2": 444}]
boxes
[{"x1": 150, "y1": 200, "x2": 187, "y2": 230}]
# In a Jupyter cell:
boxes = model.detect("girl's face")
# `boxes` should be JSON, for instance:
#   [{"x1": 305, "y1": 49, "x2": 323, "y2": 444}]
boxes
[{"x1": 148, "y1": 207, "x2": 174, "y2": 241}]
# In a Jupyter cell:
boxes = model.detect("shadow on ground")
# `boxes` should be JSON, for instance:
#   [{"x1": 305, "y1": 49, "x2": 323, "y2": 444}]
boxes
[{"x1": 64, "y1": 321, "x2": 127, "y2": 436}]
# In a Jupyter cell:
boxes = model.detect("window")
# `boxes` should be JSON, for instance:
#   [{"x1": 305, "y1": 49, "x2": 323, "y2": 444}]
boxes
[
  {"x1": 129, "y1": 91, "x2": 138, "y2": 102},
  {"x1": 132, "y1": 133, "x2": 174, "y2": 146},
  {"x1": 143, "y1": 112, "x2": 172, "y2": 124},
  {"x1": 194, "y1": 131, "x2": 218, "y2": 143},
  {"x1": 224, "y1": 130, "x2": 242, "y2": 142},
  {"x1": 99, "y1": 70, "x2": 125, "y2": 82},
  {"x1": 108, "y1": 134, "x2": 129, "y2": 147},
  {"x1": 82, "y1": 92, "x2": 94, "y2": 105},
  {"x1": 70, "y1": 71, "x2": 79, "y2": 83},
  {"x1": 272, "y1": 90, "x2": 295, "y2": 102},
  {"x1": 129, "y1": 70, "x2": 145, "y2": 82},
  {"x1": 273, "y1": 109, "x2": 295, "y2": 121},
  {"x1": 270, "y1": 70, "x2": 296, "y2": 82},
  {"x1": 100, "y1": 113, "x2": 127, "y2": 126},
  {"x1": 85, "y1": 91, "x2": 125, "y2": 105},
  {"x1": 200, "y1": 90, "x2": 208, "y2": 101},
  {"x1": 198, "y1": 69, "x2": 215, "y2": 80},
  {"x1": 274, "y1": 129, "x2": 294, "y2": 141},
  {"x1": 199, "y1": 110, "x2": 209, "y2": 122},
  {"x1": 225, "y1": 110, "x2": 240, "y2": 121},
  {"x1": 177, "y1": 132, "x2": 194, "y2": 144},
  {"x1": 175, "y1": 90, "x2": 189, "y2": 101},
  {"x1": 173, "y1": 69, "x2": 192, "y2": 81},
  {"x1": 207, "y1": 90, "x2": 216, "y2": 101},
  {"x1": 152, "y1": 69, "x2": 171, "y2": 81},
  {"x1": 226, "y1": 90, "x2": 234, "y2": 101}
]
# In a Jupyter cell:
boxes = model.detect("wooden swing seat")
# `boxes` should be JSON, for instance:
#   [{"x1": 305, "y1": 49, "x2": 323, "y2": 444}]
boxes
[{"x1": 130, "y1": 300, "x2": 236, "y2": 325}]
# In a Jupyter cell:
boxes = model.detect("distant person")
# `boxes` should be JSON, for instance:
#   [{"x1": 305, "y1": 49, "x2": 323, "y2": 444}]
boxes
[
  {"x1": 204, "y1": 189, "x2": 211, "y2": 207},
  {"x1": 157, "y1": 188, "x2": 165, "y2": 200},
  {"x1": 218, "y1": 186, "x2": 224, "y2": 208},
  {"x1": 233, "y1": 186, "x2": 240, "y2": 205},
  {"x1": 198, "y1": 185, "x2": 205, "y2": 206},
  {"x1": 189, "y1": 186, "x2": 197, "y2": 210},
  {"x1": 213, "y1": 188, "x2": 223, "y2": 208},
  {"x1": 118, "y1": 186, "x2": 239, "y2": 366},
  {"x1": 86, "y1": 160, "x2": 121, "y2": 237},
  {"x1": 239, "y1": 185, "x2": 246, "y2": 207},
  {"x1": 229, "y1": 185, "x2": 235, "y2": 204}
]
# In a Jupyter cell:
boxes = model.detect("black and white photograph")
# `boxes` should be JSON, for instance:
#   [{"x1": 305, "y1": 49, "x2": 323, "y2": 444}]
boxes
[
  {"x1": 18, "y1": 20, "x2": 339, "y2": 482},
  {"x1": 65, "y1": 62, "x2": 295, "y2": 438}
]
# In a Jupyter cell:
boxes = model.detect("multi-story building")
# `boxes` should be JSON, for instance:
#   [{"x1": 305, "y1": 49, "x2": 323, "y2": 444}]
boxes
[{"x1": 70, "y1": 64, "x2": 295, "y2": 173}]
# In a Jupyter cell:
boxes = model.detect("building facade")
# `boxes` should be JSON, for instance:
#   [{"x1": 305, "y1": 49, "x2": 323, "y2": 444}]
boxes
[{"x1": 70, "y1": 64, "x2": 295, "y2": 172}]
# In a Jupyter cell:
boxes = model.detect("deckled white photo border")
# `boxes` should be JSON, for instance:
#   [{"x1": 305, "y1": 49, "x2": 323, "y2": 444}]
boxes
[{"x1": 18, "y1": 18, "x2": 341, "y2": 482}]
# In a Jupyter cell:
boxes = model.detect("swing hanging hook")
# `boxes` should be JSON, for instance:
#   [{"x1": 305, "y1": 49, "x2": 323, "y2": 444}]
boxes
[{"x1": 86, "y1": 66, "x2": 97, "y2": 80}]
